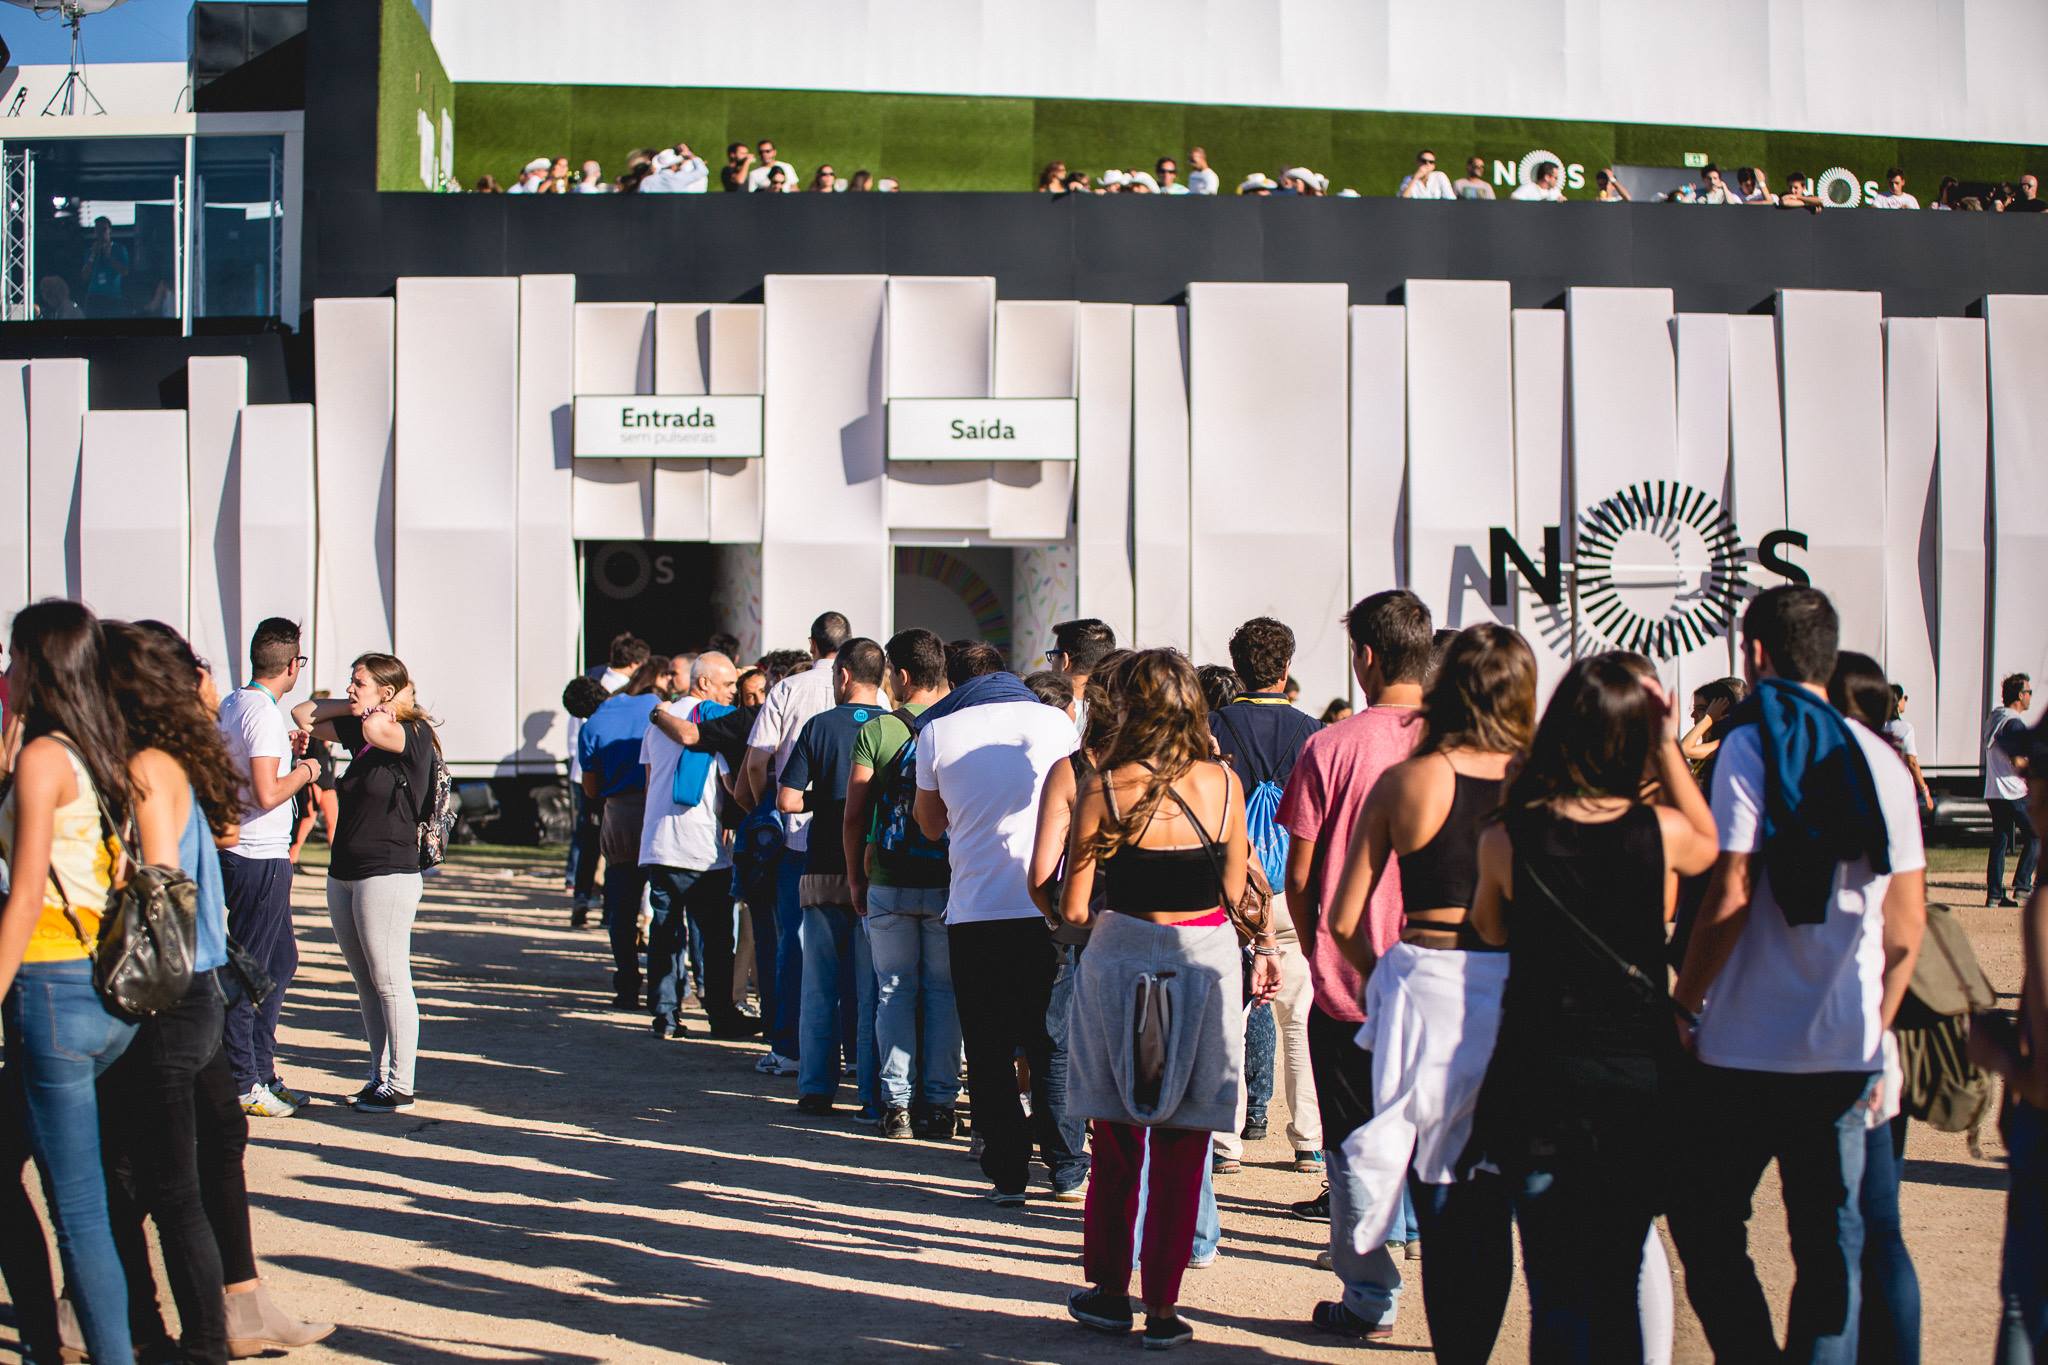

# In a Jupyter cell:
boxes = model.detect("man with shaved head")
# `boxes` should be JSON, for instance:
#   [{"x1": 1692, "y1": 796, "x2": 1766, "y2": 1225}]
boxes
[{"x1": 639, "y1": 651, "x2": 757, "y2": 1039}]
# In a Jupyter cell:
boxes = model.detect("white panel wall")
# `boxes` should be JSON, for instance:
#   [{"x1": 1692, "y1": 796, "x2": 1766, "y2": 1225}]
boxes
[
  {"x1": 761, "y1": 275, "x2": 889, "y2": 649},
  {"x1": 1780, "y1": 290, "x2": 1887, "y2": 653},
  {"x1": 1406, "y1": 280, "x2": 1513, "y2": 631},
  {"x1": 1511, "y1": 308, "x2": 1571, "y2": 699},
  {"x1": 1986, "y1": 295, "x2": 2048, "y2": 703},
  {"x1": 515, "y1": 275, "x2": 579, "y2": 766},
  {"x1": 1674, "y1": 314, "x2": 1736, "y2": 679},
  {"x1": 78, "y1": 411, "x2": 187, "y2": 630},
  {"x1": 186, "y1": 358, "x2": 247, "y2": 686},
  {"x1": 1882, "y1": 319, "x2": 1940, "y2": 761},
  {"x1": 707, "y1": 306, "x2": 766, "y2": 542},
  {"x1": 572, "y1": 302, "x2": 655, "y2": 541},
  {"x1": 312, "y1": 297, "x2": 396, "y2": 687},
  {"x1": 27, "y1": 358, "x2": 87, "y2": 602},
  {"x1": 1728, "y1": 315, "x2": 1787, "y2": 537},
  {"x1": 885, "y1": 276, "x2": 995, "y2": 532},
  {"x1": 395, "y1": 278, "x2": 521, "y2": 769},
  {"x1": 1189, "y1": 283, "x2": 1349, "y2": 706},
  {"x1": 1935, "y1": 318, "x2": 1990, "y2": 769},
  {"x1": 652, "y1": 303, "x2": 714, "y2": 543},
  {"x1": 1348, "y1": 306, "x2": 1407, "y2": 670},
  {"x1": 1131, "y1": 305, "x2": 1190, "y2": 651},
  {"x1": 237, "y1": 405, "x2": 317, "y2": 712},
  {"x1": 1074, "y1": 303, "x2": 1134, "y2": 645},
  {"x1": 0, "y1": 363, "x2": 26, "y2": 635},
  {"x1": 989, "y1": 299, "x2": 1077, "y2": 541}
]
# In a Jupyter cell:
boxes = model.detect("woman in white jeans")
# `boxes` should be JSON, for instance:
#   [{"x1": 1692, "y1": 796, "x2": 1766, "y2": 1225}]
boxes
[{"x1": 293, "y1": 654, "x2": 437, "y2": 1114}]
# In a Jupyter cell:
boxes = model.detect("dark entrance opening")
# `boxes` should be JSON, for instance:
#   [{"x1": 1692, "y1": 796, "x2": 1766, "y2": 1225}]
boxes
[{"x1": 581, "y1": 541, "x2": 716, "y2": 671}]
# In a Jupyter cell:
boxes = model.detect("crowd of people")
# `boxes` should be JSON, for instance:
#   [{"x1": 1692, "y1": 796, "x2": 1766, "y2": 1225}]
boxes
[{"x1": 545, "y1": 589, "x2": 2045, "y2": 1358}]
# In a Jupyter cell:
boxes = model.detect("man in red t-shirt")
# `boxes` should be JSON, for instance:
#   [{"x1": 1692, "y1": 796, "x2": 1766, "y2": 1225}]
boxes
[{"x1": 1277, "y1": 588, "x2": 1432, "y2": 1341}]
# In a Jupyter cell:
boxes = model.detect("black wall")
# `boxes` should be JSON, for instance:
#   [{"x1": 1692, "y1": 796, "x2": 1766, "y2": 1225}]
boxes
[{"x1": 0, "y1": 330, "x2": 312, "y2": 408}]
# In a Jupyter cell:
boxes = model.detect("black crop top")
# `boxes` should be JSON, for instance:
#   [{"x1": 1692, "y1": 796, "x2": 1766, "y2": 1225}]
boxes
[
  {"x1": 1398, "y1": 769, "x2": 1505, "y2": 912},
  {"x1": 1101, "y1": 765, "x2": 1230, "y2": 915}
]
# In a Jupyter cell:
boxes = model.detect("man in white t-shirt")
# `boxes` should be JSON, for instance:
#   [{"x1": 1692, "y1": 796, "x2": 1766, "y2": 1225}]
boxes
[
  {"x1": 744, "y1": 139, "x2": 797, "y2": 192},
  {"x1": 913, "y1": 647, "x2": 1081, "y2": 1205},
  {"x1": 739, "y1": 612, "x2": 849, "y2": 1072},
  {"x1": 640, "y1": 652, "x2": 753, "y2": 1040},
  {"x1": 217, "y1": 618, "x2": 324, "y2": 1118},
  {"x1": 1985, "y1": 672, "x2": 2037, "y2": 905},
  {"x1": 1510, "y1": 161, "x2": 1565, "y2": 201},
  {"x1": 1186, "y1": 147, "x2": 1219, "y2": 196},
  {"x1": 1869, "y1": 168, "x2": 1920, "y2": 209},
  {"x1": 1397, "y1": 150, "x2": 1454, "y2": 199},
  {"x1": 1669, "y1": 586, "x2": 1927, "y2": 1362}
]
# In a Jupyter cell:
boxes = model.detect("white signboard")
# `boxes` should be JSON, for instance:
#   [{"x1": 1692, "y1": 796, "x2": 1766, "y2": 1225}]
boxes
[
  {"x1": 887, "y1": 398, "x2": 1077, "y2": 462},
  {"x1": 574, "y1": 395, "x2": 764, "y2": 458}
]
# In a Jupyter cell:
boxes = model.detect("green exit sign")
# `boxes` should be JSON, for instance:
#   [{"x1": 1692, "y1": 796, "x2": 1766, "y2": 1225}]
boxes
[{"x1": 1683, "y1": 152, "x2": 1709, "y2": 168}]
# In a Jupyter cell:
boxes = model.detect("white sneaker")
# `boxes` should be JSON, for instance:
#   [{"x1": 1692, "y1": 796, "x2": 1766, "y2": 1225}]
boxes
[
  {"x1": 240, "y1": 1084, "x2": 297, "y2": 1118},
  {"x1": 754, "y1": 1051, "x2": 799, "y2": 1076},
  {"x1": 1189, "y1": 1246, "x2": 1219, "y2": 1269}
]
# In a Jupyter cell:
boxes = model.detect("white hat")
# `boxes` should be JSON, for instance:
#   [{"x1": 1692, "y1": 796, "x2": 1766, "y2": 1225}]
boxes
[
  {"x1": 1337, "y1": 187, "x2": 1361, "y2": 198},
  {"x1": 1237, "y1": 172, "x2": 1277, "y2": 193},
  {"x1": 1283, "y1": 166, "x2": 1317, "y2": 185},
  {"x1": 652, "y1": 148, "x2": 681, "y2": 170},
  {"x1": 1101, "y1": 169, "x2": 1127, "y2": 187},
  {"x1": 1127, "y1": 171, "x2": 1159, "y2": 192},
  {"x1": 524, "y1": 157, "x2": 551, "y2": 175}
]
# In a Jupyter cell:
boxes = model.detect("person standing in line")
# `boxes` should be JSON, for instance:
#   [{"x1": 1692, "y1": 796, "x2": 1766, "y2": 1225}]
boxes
[
  {"x1": 640, "y1": 652, "x2": 757, "y2": 1041},
  {"x1": 1987, "y1": 673, "x2": 2037, "y2": 907},
  {"x1": 740, "y1": 613, "x2": 851, "y2": 1076},
  {"x1": 0, "y1": 601, "x2": 141, "y2": 1365},
  {"x1": 1669, "y1": 586, "x2": 1927, "y2": 1363},
  {"x1": 1209, "y1": 618, "x2": 1324, "y2": 1179},
  {"x1": 565, "y1": 634, "x2": 646, "y2": 928},
  {"x1": 778, "y1": 639, "x2": 889, "y2": 1117},
  {"x1": 292, "y1": 655, "x2": 441, "y2": 1114},
  {"x1": 576, "y1": 655, "x2": 668, "y2": 1009},
  {"x1": 215, "y1": 618, "x2": 323, "y2": 1118},
  {"x1": 1277, "y1": 589, "x2": 1433, "y2": 1341},
  {"x1": 915, "y1": 644, "x2": 1086, "y2": 1204},
  {"x1": 1463, "y1": 657, "x2": 1717, "y2": 1361},
  {"x1": 1048, "y1": 618, "x2": 1116, "y2": 734},
  {"x1": 844, "y1": 629, "x2": 957, "y2": 1140}
]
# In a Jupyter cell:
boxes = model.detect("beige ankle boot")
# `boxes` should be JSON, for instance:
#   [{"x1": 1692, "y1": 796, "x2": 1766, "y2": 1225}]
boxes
[{"x1": 226, "y1": 1285, "x2": 335, "y2": 1357}]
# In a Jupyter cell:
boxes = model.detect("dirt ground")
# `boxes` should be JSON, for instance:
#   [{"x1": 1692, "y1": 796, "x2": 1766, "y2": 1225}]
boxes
[{"x1": 1, "y1": 848, "x2": 2024, "y2": 1363}]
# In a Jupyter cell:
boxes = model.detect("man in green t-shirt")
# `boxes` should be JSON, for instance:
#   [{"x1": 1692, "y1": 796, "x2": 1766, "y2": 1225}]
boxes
[{"x1": 842, "y1": 629, "x2": 955, "y2": 1139}]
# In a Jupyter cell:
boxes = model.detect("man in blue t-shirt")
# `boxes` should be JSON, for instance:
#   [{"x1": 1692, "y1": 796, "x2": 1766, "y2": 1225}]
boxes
[
  {"x1": 579, "y1": 670, "x2": 666, "y2": 1007},
  {"x1": 778, "y1": 638, "x2": 888, "y2": 1117}
]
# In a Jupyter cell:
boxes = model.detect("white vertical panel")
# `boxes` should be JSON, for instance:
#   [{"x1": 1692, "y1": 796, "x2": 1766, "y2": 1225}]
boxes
[
  {"x1": 990, "y1": 299, "x2": 1077, "y2": 542},
  {"x1": 79, "y1": 411, "x2": 187, "y2": 629},
  {"x1": 312, "y1": 297, "x2": 396, "y2": 689},
  {"x1": 1728, "y1": 315, "x2": 1787, "y2": 536},
  {"x1": 707, "y1": 305, "x2": 766, "y2": 542},
  {"x1": 885, "y1": 276, "x2": 996, "y2": 532},
  {"x1": 1349, "y1": 305, "x2": 1407, "y2": 664},
  {"x1": 1511, "y1": 308, "x2": 1571, "y2": 701},
  {"x1": 1882, "y1": 319, "x2": 1939, "y2": 761},
  {"x1": 1986, "y1": 295, "x2": 2048, "y2": 714},
  {"x1": 1189, "y1": 283, "x2": 1349, "y2": 705},
  {"x1": 572, "y1": 302, "x2": 655, "y2": 541},
  {"x1": 761, "y1": 275, "x2": 889, "y2": 649},
  {"x1": 27, "y1": 358, "x2": 87, "y2": 602},
  {"x1": 652, "y1": 303, "x2": 712, "y2": 542},
  {"x1": 187, "y1": 357, "x2": 247, "y2": 685},
  {"x1": 516, "y1": 274, "x2": 579, "y2": 767},
  {"x1": 1935, "y1": 317, "x2": 1989, "y2": 770},
  {"x1": 1672, "y1": 312, "x2": 1739, "y2": 689},
  {"x1": 1074, "y1": 302, "x2": 1134, "y2": 644},
  {"x1": 1131, "y1": 304, "x2": 1190, "y2": 651},
  {"x1": 1779, "y1": 290, "x2": 1887, "y2": 653},
  {"x1": 1407, "y1": 280, "x2": 1513, "y2": 631},
  {"x1": 395, "y1": 277, "x2": 520, "y2": 769},
  {"x1": 0, "y1": 362, "x2": 27, "y2": 636},
  {"x1": 237, "y1": 405, "x2": 317, "y2": 713}
]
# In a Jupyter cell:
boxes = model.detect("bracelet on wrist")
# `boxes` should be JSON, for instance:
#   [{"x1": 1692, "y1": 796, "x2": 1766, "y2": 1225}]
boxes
[{"x1": 1252, "y1": 945, "x2": 1282, "y2": 957}]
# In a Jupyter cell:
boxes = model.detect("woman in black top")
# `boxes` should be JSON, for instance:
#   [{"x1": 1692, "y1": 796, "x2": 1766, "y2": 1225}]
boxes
[
  {"x1": 1467, "y1": 656, "x2": 1716, "y2": 1362},
  {"x1": 292, "y1": 654, "x2": 439, "y2": 1113}
]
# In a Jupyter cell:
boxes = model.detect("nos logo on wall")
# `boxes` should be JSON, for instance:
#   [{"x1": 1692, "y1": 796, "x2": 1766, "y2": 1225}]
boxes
[{"x1": 1488, "y1": 480, "x2": 1809, "y2": 661}]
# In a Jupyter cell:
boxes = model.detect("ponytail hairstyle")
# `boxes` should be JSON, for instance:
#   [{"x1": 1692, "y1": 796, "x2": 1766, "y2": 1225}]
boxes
[
  {"x1": 1081, "y1": 649, "x2": 1212, "y2": 863},
  {"x1": 6, "y1": 599, "x2": 132, "y2": 826},
  {"x1": 351, "y1": 652, "x2": 441, "y2": 751},
  {"x1": 104, "y1": 621, "x2": 245, "y2": 838},
  {"x1": 1416, "y1": 624, "x2": 1537, "y2": 759}
]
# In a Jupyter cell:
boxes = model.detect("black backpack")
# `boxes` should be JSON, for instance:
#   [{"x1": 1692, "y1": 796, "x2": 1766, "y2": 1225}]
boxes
[{"x1": 866, "y1": 710, "x2": 949, "y2": 888}]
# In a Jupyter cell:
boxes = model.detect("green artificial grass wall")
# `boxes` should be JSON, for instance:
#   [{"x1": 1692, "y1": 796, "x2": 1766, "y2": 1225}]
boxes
[
  {"x1": 376, "y1": 0, "x2": 455, "y2": 191},
  {"x1": 433, "y1": 80, "x2": 2048, "y2": 202}
]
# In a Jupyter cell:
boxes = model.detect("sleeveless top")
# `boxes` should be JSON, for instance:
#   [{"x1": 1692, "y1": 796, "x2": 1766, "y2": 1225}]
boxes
[
  {"x1": 1102, "y1": 763, "x2": 1231, "y2": 915},
  {"x1": 0, "y1": 742, "x2": 121, "y2": 964},
  {"x1": 1398, "y1": 769, "x2": 1504, "y2": 910},
  {"x1": 178, "y1": 784, "x2": 229, "y2": 974}
]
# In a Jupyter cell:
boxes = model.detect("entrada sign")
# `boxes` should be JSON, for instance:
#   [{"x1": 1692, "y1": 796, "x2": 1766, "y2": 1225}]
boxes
[
  {"x1": 1487, "y1": 479, "x2": 1809, "y2": 660},
  {"x1": 574, "y1": 395, "x2": 764, "y2": 458},
  {"x1": 887, "y1": 398, "x2": 1078, "y2": 462}
]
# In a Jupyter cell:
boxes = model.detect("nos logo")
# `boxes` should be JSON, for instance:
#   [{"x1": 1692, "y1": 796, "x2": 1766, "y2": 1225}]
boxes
[{"x1": 1488, "y1": 480, "x2": 1809, "y2": 661}]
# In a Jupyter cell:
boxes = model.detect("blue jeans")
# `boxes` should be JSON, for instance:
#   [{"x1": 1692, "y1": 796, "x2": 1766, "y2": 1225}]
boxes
[
  {"x1": 1861, "y1": 1118, "x2": 1920, "y2": 1364},
  {"x1": 1244, "y1": 1001, "x2": 1275, "y2": 1124},
  {"x1": 1514, "y1": 1166, "x2": 1655, "y2": 1363},
  {"x1": 1669, "y1": 1066, "x2": 1876, "y2": 1364},
  {"x1": 644, "y1": 866, "x2": 706, "y2": 1024},
  {"x1": 1042, "y1": 944, "x2": 1090, "y2": 1191},
  {"x1": 797, "y1": 904, "x2": 876, "y2": 1106},
  {"x1": 865, "y1": 885, "x2": 960, "y2": 1109},
  {"x1": 1411, "y1": 1174, "x2": 1512, "y2": 1363},
  {"x1": 1990, "y1": 798, "x2": 2040, "y2": 900},
  {"x1": 2000, "y1": 1102, "x2": 2048, "y2": 1364},
  {"x1": 4, "y1": 961, "x2": 139, "y2": 1365},
  {"x1": 1134, "y1": 1134, "x2": 1221, "y2": 1264},
  {"x1": 770, "y1": 853, "x2": 806, "y2": 1058}
]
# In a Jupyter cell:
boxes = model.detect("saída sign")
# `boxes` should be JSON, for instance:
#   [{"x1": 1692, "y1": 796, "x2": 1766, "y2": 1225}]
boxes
[{"x1": 1487, "y1": 479, "x2": 1808, "y2": 661}]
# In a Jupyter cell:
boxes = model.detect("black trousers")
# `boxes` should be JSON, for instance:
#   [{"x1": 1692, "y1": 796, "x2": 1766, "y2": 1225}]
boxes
[
  {"x1": 683, "y1": 875, "x2": 746, "y2": 1032},
  {"x1": 948, "y1": 917, "x2": 1063, "y2": 1195},
  {"x1": 1305, "y1": 1003, "x2": 1374, "y2": 1149},
  {"x1": 0, "y1": 1074, "x2": 59, "y2": 1365}
]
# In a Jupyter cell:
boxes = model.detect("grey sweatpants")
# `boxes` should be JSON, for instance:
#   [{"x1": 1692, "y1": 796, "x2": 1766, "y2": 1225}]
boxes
[{"x1": 327, "y1": 872, "x2": 423, "y2": 1094}]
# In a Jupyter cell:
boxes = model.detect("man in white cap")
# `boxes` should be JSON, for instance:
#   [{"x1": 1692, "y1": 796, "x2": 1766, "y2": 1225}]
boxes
[
  {"x1": 642, "y1": 144, "x2": 710, "y2": 194},
  {"x1": 1238, "y1": 172, "x2": 1277, "y2": 195},
  {"x1": 1100, "y1": 169, "x2": 1127, "y2": 192},
  {"x1": 1126, "y1": 170, "x2": 1159, "y2": 194},
  {"x1": 508, "y1": 157, "x2": 551, "y2": 193}
]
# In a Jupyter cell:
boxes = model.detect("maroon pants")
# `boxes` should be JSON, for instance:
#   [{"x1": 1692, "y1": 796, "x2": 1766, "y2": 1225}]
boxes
[{"x1": 1083, "y1": 1121, "x2": 1208, "y2": 1306}]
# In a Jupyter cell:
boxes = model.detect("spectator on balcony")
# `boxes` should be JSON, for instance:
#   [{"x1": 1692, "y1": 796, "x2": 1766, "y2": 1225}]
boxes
[
  {"x1": 764, "y1": 165, "x2": 792, "y2": 193},
  {"x1": 1238, "y1": 172, "x2": 1276, "y2": 196},
  {"x1": 472, "y1": 174, "x2": 501, "y2": 193},
  {"x1": 642, "y1": 146, "x2": 709, "y2": 194},
  {"x1": 1511, "y1": 160, "x2": 1566, "y2": 201},
  {"x1": 508, "y1": 158, "x2": 550, "y2": 193},
  {"x1": 807, "y1": 165, "x2": 841, "y2": 193},
  {"x1": 1038, "y1": 161, "x2": 1067, "y2": 192},
  {"x1": 1777, "y1": 172, "x2": 1825, "y2": 211},
  {"x1": 1064, "y1": 170, "x2": 1092, "y2": 193},
  {"x1": 573, "y1": 161, "x2": 609, "y2": 194},
  {"x1": 2003, "y1": 174, "x2": 2045, "y2": 213},
  {"x1": 721, "y1": 143, "x2": 754, "y2": 193},
  {"x1": 1157, "y1": 157, "x2": 1188, "y2": 194},
  {"x1": 37, "y1": 275, "x2": 82, "y2": 320},
  {"x1": 878, "y1": 177, "x2": 901, "y2": 192},
  {"x1": 1398, "y1": 150, "x2": 1454, "y2": 199},
  {"x1": 746, "y1": 140, "x2": 797, "y2": 192},
  {"x1": 1454, "y1": 156, "x2": 1495, "y2": 200},
  {"x1": 1686, "y1": 164, "x2": 1741, "y2": 204},
  {"x1": 1594, "y1": 168, "x2": 1632, "y2": 202},
  {"x1": 1869, "y1": 168, "x2": 1919, "y2": 209},
  {"x1": 848, "y1": 170, "x2": 876, "y2": 192},
  {"x1": 1736, "y1": 167, "x2": 1776, "y2": 205},
  {"x1": 80, "y1": 217, "x2": 129, "y2": 315},
  {"x1": 1931, "y1": 176, "x2": 1962, "y2": 210},
  {"x1": 1281, "y1": 167, "x2": 1326, "y2": 196},
  {"x1": 1126, "y1": 171, "x2": 1159, "y2": 194},
  {"x1": 544, "y1": 157, "x2": 572, "y2": 194},
  {"x1": 1187, "y1": 147, "x2": 1219, "y2": 195}
]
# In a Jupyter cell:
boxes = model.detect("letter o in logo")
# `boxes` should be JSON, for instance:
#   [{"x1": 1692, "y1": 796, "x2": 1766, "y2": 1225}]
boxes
[
  {"x1": 1816, "y1": 167, "x2": 1863, "y2": 208},
  {"x1": 1519, "y1": 149, "x2": 1563, "y2": 187},
  {"x1": 592, "y1": 544, "x2": 652, "y2": 601}
]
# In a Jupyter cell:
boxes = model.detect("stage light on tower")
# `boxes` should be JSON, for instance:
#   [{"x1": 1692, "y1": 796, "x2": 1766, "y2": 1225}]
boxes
[{"x1": 3, "y1": 0, "x2": 133, "y2": 117}]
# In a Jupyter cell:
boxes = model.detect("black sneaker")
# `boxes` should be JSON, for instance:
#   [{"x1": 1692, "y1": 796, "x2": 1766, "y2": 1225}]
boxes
[
  {"x1": 1291, "y1": 1185, "x2": 1331, "y2": 1222},
  {"x1": 1142, "y1": 1314, "x2": 1193, "y2": 1351},
  {"x1": 1241, "y1": 1118, "x2": 1268, "y2": 1142},
  {"x1": 882, "y1": 1106, "x2": 914, "y2": 1139},
  {"x1": 667, "y1": 1020, "x2": 690, "y2": 1040},
  {"x1": 919, "y1": 1106, "x2": 959, "y2": 1140},
  {"x1": 351, "y1": 1084, "x2": 416, "y2": 1113},
  {"x1": 795, "y1": 1093, "x2": 834, "y2": 1116},
  {"x1": 1312, "y1": 1301, "x2": 1394, "y2": 1341},
  {"x1": 1066, "y1": 1287, "x2": 1133, "y2": 1334},
  {"x1": 649, "y1": 1016, "x2": 667, "y2": 1037}
]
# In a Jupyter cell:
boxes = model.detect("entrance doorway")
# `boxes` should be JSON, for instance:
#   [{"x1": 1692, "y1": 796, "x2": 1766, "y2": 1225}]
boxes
[
  {"x1": 581, "y1": 541, "x2": 716, "y2": 671},
  {"x1": 892, "y1": 546, "x2": 1013, "y2": 658}
]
